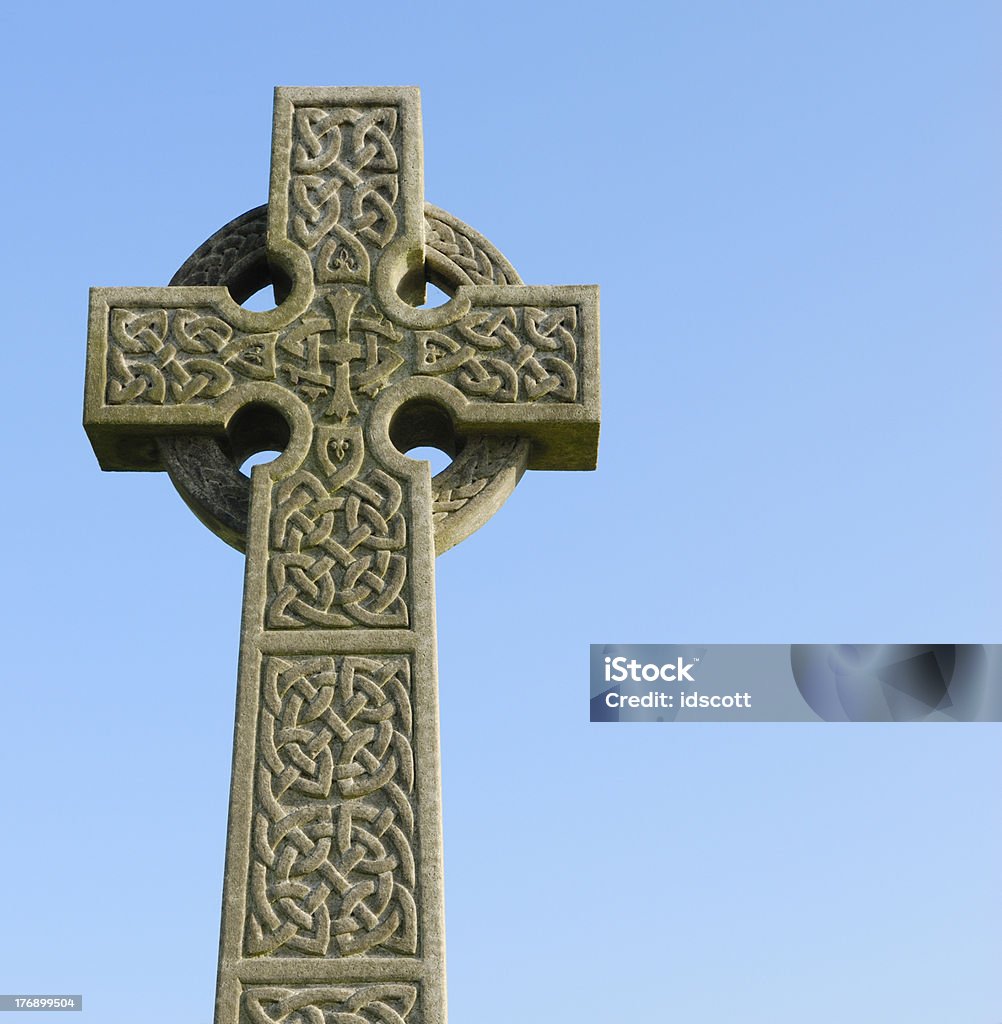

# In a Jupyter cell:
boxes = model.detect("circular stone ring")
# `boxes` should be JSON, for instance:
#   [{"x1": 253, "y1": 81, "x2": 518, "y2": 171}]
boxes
[{"x1": 158, "y1": 204, "x2": 530, "y2": 555}]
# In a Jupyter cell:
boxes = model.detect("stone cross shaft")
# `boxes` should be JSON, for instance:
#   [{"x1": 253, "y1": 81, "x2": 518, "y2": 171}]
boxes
[{"x1": 85, "y1": 87, "x2": 599, "y2": 1024}]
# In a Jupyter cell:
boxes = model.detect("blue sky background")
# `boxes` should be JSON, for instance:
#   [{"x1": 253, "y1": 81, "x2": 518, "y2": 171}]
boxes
[{"x1": 1, "y1": 3, "x2": 999, "y2": 1022}]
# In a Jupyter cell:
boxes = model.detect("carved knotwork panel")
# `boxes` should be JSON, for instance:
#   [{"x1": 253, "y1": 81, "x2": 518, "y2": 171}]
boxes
[
  {"x1": 246, "y1": 655, "x2": 418, "y2": 959},
  {"x1": 287, "y1": 104, "x2": 403, "y2": 286},
  {"x1": 106, "y1": 306, "x2": 277, "y2": 407},
  {"x1": 267, "y1": 458, "x2": 411, "y2": 630},
  {"x1": 243, "y1": 984, "x2": 419, "y2": 1024},
  {"x1": 415, "y1": 303, "x2": 579, "y2": 403},
  {"x1": 104, "y1": 295, "x2": 585, "y2": 414}
]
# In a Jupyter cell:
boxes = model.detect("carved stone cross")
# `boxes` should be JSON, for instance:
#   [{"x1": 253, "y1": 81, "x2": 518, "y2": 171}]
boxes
[{"x1": 85, "y1": 87, "x2": 598, "y2": 1024}]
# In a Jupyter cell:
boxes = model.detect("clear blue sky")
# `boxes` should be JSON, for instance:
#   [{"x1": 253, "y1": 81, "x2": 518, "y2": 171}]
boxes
[{"x1": 1, "y1": 3, "x2": 999, "y2": 1022}]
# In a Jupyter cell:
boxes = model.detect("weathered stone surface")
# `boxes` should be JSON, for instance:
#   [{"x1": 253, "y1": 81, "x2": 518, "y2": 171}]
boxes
[{"x1": 84, "y1": 86, "x2": 599, "y2": 1024}]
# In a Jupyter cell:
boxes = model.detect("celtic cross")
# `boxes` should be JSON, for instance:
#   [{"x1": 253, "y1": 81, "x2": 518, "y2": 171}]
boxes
[{"x1": 85, "y1": 87, "x2": 598, "y2": 1024}]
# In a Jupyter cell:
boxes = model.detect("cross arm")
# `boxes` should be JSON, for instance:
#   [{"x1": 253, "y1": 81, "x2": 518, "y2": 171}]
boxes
[
  {"x1": 85, "y1": 286, "x2": 296, "y2": 471},
  {"x1": 410, "y1": 284, "x2": 599, "y2": 470}
]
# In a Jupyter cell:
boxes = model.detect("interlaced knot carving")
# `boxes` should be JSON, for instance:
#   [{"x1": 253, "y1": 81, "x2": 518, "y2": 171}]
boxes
[
  {"x1": 431, "y1": 437, "x2": 526, "y2": 523},
  {"x1": 108, "y1": 307, "x2": 275, "y2": 405},
  {"x1": 289, "y1": 106, "x2": 400, "y2": 284},
  {"x1": 244, "y1": 984, "x2": 419, "y2": 1024},
  {"x1": 247, "y1": 656, "x2": 417, "y2": 959},
  {"x1": 268, "y1": 467, "x2": 409, "y2": 629},
  {"x1": 416, "y1": 305, "x2": 578, "y2": 403},
  {"x1": 424, "y1": 210, "x2": 518, "y2": 286}
]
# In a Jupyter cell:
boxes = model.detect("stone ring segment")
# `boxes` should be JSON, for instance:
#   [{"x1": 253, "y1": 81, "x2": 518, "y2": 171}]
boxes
[{"x1": 158, "y1": 202, "x2": 531, "y2": 555}]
